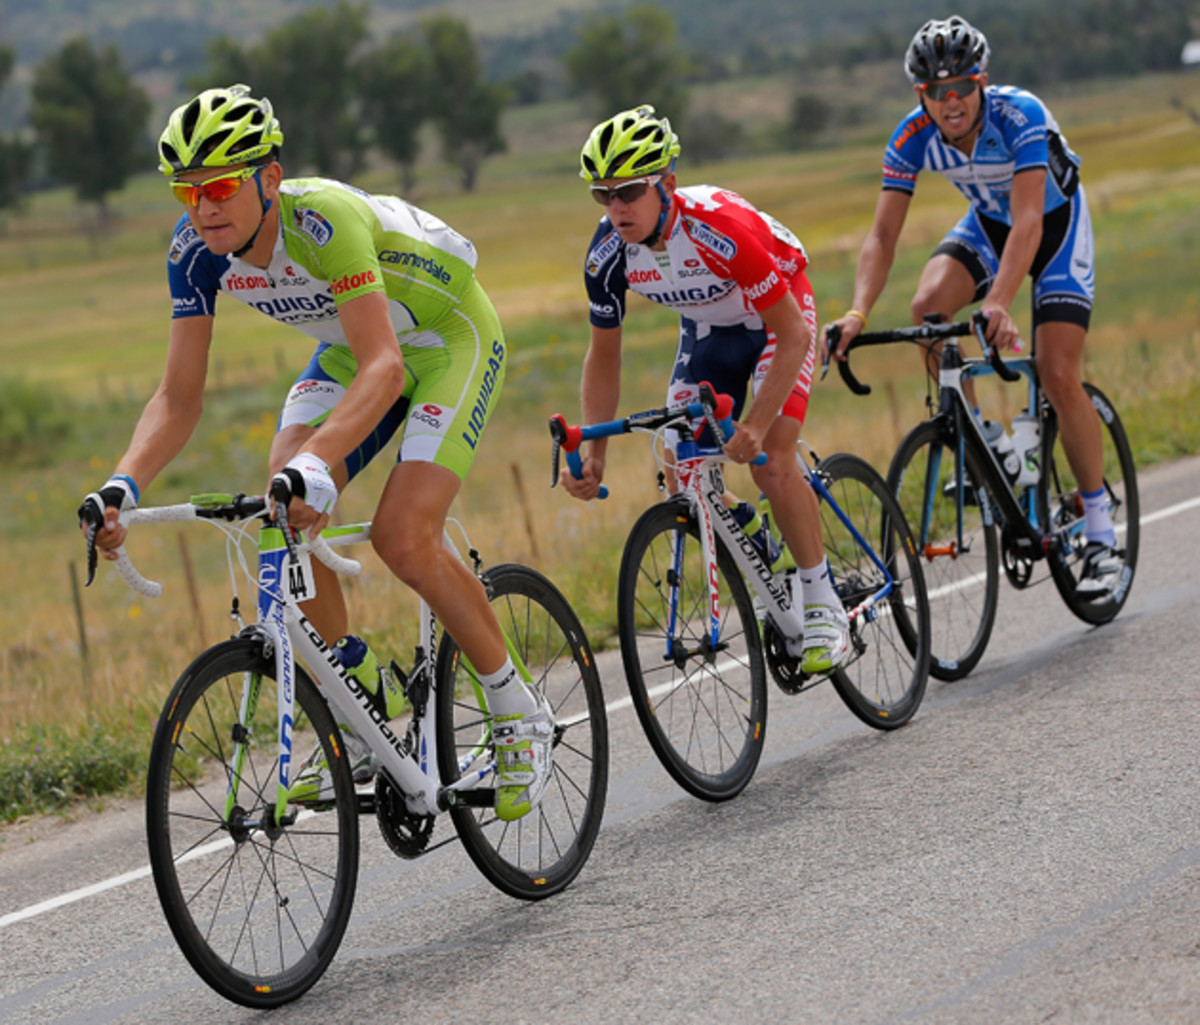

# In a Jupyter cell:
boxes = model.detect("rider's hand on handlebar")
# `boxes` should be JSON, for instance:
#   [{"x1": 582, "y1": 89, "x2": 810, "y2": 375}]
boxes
[
  {"x1": 271, "y1": 453, "x2": 338, "y2": 538},
  {"x1": 558, "y1": 453, "x2": 606, "y2": 501},
  {"x1": 77, "y1": 476, "x2": 137, "y2": 561},
  {"x1": 723, "y1": 421, "x2": 764, "y2": 465},
  {"x1": 822, "y1": 315, "x2": 863, "y2": 364},
  {"x1": 978, "y1": 303, "x2": 1021, "y2": 352}
]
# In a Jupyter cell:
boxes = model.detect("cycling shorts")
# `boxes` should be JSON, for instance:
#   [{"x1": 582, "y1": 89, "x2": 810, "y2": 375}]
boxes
[
  {"x1": 664, "y1": 272, "x2": 817, "y2": 441},
  {"x1": 277, "y1": 278, "x2": 506, "y2": 482},
  {"x1": 933, "y1": 185, "x2": 1095, "y2": 330}
]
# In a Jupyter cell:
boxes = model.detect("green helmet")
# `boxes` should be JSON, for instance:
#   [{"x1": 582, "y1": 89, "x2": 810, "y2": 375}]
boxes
[
  {"x1": 579, "y1": 104, "x2": 681, "y2": 182},
  {"x1": 157, "y1": 84, "x2": 284, "y2": 176}
]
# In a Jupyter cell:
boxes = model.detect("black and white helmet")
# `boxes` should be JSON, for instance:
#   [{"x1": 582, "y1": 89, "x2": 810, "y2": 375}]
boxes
[{"x1": 904, "y1": 16, "x2": 990, "y2": 83}]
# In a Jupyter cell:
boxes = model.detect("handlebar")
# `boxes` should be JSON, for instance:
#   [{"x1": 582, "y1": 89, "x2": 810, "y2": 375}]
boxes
[
  {"x1": 823, "y1": 310, "x2": 1021, "y2": 396},
  {"x1": 81, "y1": 492, "x2": 363, "y2": 598},
  {"x1": 549, "y1": 383, "x2": 765, "y2": 498}
]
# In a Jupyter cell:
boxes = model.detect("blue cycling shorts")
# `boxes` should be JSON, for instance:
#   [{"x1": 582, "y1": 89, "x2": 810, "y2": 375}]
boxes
[{"x1": 933, "y1": 185, "x2": 1095, "y2": 330}]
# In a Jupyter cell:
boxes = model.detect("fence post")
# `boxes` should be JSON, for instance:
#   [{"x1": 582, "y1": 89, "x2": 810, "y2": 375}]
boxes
[
  {"x1": 178, "y1": 533, "x2": 207, "y2": 648},
  {"x1": 510, "y1": 462, "x2": 541, "y2": 563},
  {"x1": 69, "y1": 562, "x2": 91, "y2": 686}
]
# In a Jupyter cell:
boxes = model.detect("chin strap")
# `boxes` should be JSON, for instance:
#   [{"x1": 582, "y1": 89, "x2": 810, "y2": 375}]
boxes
[
  {"x1": 232, "y1": 169, "x2": 273, "y2": 259},
  {"x1": 639, "y1": 161, "x2": 677, "y2": 247}
]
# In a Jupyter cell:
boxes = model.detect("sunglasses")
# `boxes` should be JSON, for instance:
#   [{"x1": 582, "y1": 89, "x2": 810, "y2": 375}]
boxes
[
  {"x1": 589, "y1": 175, "x2": 662, "y2": 206},
  {"x1": 170, "y1": 165, "x2": 260, "y2": 206},
  {"x1": 919, "y1": 75, "x2": 981, "y2": 103}
]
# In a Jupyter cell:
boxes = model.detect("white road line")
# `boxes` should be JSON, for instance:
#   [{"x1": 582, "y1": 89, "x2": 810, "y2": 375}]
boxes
[{"x1": 3, "y1": 491, "x2": 1198, "y2": 930}]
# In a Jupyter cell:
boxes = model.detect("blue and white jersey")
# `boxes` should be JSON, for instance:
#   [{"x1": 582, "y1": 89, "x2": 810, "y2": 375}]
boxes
[{"x1": 882, "y1": 85, "x2": 1081, "y2": 225}]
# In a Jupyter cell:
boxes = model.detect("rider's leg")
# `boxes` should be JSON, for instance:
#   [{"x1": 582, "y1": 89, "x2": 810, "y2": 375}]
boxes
[{"x1": 912, "y1": 252, "x2": 981, "y2": 402}]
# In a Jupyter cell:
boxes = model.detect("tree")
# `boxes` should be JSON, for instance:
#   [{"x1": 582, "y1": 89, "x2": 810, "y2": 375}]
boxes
[
  {"x1": 422, "y1": 15, "x2": 507, "y2": 192},
  {"x1": 206, "y1": 2, "x2": 370, "y2": 179},
  {"x1": 30, "y1": 39, "x2": 150, "y2": 226},
  {"x1": 359, "y1": 34, "x2": 432, "y2": 193},
  {"x1": 563, "y1": 5, "x2": 690, "y2": 127},
  {"x1": 0, "y1": 46, "x2": 32, "y2": 213}
]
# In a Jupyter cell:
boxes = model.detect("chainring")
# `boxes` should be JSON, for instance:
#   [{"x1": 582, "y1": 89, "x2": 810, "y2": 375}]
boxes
[
  {"x1": 1001, "y1": 525, "x2": 1035, "y2": 588},
  {"x1": 375, "y1": 775, "x2": 435, "y2": 860},
  {"x1": 762, "y1": 620, "x2": 808, "y2": 695}
]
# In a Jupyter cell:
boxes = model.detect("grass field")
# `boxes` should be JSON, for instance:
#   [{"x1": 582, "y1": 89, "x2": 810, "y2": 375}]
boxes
[{"x1": 1, "y1": 69, "x2": 1197, "y2": 819}]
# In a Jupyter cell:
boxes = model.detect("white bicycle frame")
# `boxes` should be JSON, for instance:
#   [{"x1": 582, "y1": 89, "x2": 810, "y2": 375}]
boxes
[{"x1": 111, "y1": 503, "x2": 503, "y2": 822}]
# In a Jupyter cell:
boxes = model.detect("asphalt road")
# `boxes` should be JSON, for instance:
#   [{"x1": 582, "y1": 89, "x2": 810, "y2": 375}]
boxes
[{"x1": 2, "y1": 456, "x2": 1198, "y2": 1025}]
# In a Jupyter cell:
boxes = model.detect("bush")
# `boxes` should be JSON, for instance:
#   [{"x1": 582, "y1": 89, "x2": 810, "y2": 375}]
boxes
[{"x1": 0, "y1": 375, "x2": 73, "y2": 465}]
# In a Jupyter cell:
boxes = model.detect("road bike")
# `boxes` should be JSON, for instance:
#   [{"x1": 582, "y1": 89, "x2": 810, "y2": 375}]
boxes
[
  {"x1": 549, "y1": 384, "x2": 929, "y2": 803},
  {"x1": 80, "y1": 486, "x2": 608, "y2": 1008},
  {"x1": 827, "y1": 312, "x2": 1138, "y2": 681}
]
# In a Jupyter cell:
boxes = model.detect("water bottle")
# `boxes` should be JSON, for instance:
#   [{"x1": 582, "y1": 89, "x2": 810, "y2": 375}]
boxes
[
  {"x1": 981, "y1": 419, "x2": 1021, "y2": 486},
  {"x1": 1010, "y1": 411, "x2": 1041, "y2": 487},
  {"x1": 333, "y1": 635, "x2": 405, "y2": 719},
  {"x1": 727, "y1": 498, "x2": 784, "y2": 572}
]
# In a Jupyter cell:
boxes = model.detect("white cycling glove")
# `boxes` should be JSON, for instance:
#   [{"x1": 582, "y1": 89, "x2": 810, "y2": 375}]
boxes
[
  {"x1": 279, "y1": 453, "x2": 339, "y2": 516},
  {"x1": 78, "y1": 474, "x2": 139, "y2": 528}
]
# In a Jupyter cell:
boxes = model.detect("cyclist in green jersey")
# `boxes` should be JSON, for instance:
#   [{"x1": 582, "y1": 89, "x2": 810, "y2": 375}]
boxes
[{"x1": 78, "y1": 85, "x2": 551, "y2": 821}]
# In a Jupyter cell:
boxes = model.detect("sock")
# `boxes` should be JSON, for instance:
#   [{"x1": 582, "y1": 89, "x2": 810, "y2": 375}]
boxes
[
  {"x1": 1081, "y1": 486, "x2": 1117, "y2": 547},
  {"x1": 477, "y1": 657, "x2": 536, "y2": 717},
  {"x1": 798, "y1": 560, "x2": 839, "y2": 609}
]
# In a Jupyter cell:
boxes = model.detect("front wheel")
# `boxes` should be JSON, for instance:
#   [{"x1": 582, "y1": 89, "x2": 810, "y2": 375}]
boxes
[
  {"x1": 616, "y1": 499, "x2": 767, "y2": 802},
  {"x1": 145, "y1": 637, "x2": 359, "y2": 1009},
  {"x1": 435, "y1": 564, "x2": 608, "y2": 900},
  {"x1": 818, "y1": 453, "x2": 931, "y2": 729},
  {"x1": 1037, "y1": 383, "x2": 1139, "y2": 624},
  {"x1": 888, "y1": 419, "x2": 1000, "y2": 680}
]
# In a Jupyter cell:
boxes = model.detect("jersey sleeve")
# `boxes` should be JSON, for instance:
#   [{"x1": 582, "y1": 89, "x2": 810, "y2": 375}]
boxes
[
  {"x1": 166, "y1": 215, "x2": 224, "y2": 318},
  {"x1": 583, "y1": 218, "x2": 627, "y2": 329},
  {"x1": 286, "y1": 190, "x2": 387, "y2": 305},
  {"x1": 882, "y1": 108, "x2": 931, "y2": 194},
  {"x1": 681, "y1": 197, "x2": 790, "y2": 313},
  {"x1": 998, "y1": 91, "x2": 1051, "y2": 175}
]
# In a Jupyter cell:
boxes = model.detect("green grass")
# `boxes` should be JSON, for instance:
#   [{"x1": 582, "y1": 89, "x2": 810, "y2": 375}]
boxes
[{"x1": 1, "y1": 69, "x2": 1198, "y2": 820}]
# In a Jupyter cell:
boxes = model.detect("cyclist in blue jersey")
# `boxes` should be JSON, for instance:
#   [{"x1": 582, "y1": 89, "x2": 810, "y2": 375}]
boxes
[
  {"x1": 77, "y1": 85, "x2": 551, "y2": 820},
  {"x1": 823, "y1": 16, "x2": 1122, "y2": 599}
]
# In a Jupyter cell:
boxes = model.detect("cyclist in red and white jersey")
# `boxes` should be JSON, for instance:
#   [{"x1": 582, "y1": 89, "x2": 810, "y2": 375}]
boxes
[{"x1": 563, "y1": 104, "x2": 849, "y2": 674}]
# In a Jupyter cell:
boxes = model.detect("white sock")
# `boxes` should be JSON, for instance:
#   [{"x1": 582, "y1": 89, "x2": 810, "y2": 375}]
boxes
[
  {"x1": 477, "y1": 657, "x2": 535, "y2": 717},
  {"x1": 1081, "y1": 486, "x2": 1117, "y2": 547},
  {"x1": 798, "y1": 560, "x2": 839, "y2": 608}
]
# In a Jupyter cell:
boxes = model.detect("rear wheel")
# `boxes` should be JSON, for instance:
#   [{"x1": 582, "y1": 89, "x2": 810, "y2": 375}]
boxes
[
  {"x1": 146, "y1": 636, "x2": 359, "y2": 1009},
  {"x1": 1037, "y1": 383, "x2": 1139, "y2": 624},
  {"x1": 888, "y1": 419, "x2": 1000, "y2": 680},
  {"x1": 818, "y1": 453, "x2": 930, "y2": 728},
  {"x1": 617, "y1": 499, "x2": 767, "y2": 802},
  {"x1": 435, "y1": 564, "x2": 608, "y2": 900}
]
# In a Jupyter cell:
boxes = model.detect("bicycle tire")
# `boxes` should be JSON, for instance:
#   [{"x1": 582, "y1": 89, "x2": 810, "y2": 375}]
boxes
[
  {"x1": 146, "y1": 636, "x2": 359, "y2": 1009},
  {"x1": 435, "y1": 563, "x2": 608, "y2": 900},
  {"x1": 616, "y1": 498, "x2": 767, "y2": 802},
  {"x1": 818, "y1": 453, "x2": 931, "y2": 728},
  {"x1": 888, "y1": 419, "x2": 1001, "y2": 680},
  {"x1": 1037, "y1": 383, "x2": 1139, "y2": 624}
]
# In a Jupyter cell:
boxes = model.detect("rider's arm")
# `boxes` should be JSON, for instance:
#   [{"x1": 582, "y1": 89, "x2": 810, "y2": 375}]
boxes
[
  {"x1": 566, "y1": 323, "x2": 622, "y2": 494},
  {"x1": 828, "y1": 189, "x2": 911, "y2": 359},
  {"x1": 115, "y1": 314, "x2": 213, "y2": 491},
  {"x1": 299, "y1": 290, "x2": 406, "y2": 472},
  {"x1": 979, "y1": 168, "x2": 1046, "y2": 349},
  {"x1": 87, "y1": 315, "x2": 213, "y2": 556}
]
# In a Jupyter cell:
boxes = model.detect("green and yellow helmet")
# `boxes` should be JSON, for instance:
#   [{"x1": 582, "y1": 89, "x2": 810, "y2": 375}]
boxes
[
  {"x1": 157, "y1": 84, "x2": 284, "y2": 176},
  {"x1": 579, "y1": 104, "x2": 681, "y2": 182}
]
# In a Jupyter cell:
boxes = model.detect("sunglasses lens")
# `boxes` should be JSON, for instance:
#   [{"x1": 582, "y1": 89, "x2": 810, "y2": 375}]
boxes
[
  {"x1": 591, "y1": 181, "x2": 652, "y2": 206},
  {"x1": 171, "y1": 170, "x2": 252, "y2": 206},
  {"x1": 925, "y1": 78, "x2": 975, "y2": 102}
]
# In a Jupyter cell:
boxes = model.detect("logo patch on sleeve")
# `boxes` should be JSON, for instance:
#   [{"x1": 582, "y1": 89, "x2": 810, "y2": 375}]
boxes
[
  {"x1": 294, "y1": 207, "x2": 334, "y2": 246},
  {"x1": 684, "y1": 218, "x2": 737, "y2": 261},
  {"x1": 586, "y1": 230, "x2": 621, "y2": 277}
]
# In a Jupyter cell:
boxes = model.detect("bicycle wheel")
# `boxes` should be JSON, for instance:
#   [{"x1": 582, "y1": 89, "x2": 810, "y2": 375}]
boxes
[
  {"x1": 888, "y1": 419, "x2": 1001, "y2": 680},
  {"x1": 435, "y1": 564, "x2": 608, "y2": 900},
  {"x1": 617, "y1": 498, "x2": 767, "y2": 802},
  {"x1": 146, "y1": 636, "x2": 359, "y2": 1009},
  {"x1": 1037, "y1": 383, "x2": 1139, "y2": 624},
  {"x1": 818, "y1": 453, "x2": 930, "y2": 729}
]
